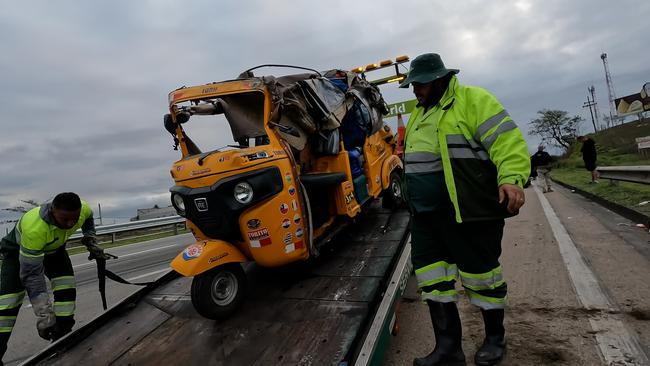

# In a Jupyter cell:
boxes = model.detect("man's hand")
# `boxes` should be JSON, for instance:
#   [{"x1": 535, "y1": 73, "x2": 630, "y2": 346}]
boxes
[
  {"x1": 82, "y1": 236, "x2": 107, "y2": 260},
  {"x1": 32, "y1": 293, "x2": 56, "y2": 340},
  {"x1": 499, "y1": 183, "x2": 525, "y2": 214}
]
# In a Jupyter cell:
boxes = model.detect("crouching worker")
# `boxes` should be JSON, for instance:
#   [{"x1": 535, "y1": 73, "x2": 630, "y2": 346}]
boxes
[{"x1": 0, "y1": 192, "x2": 107, "y2": 364}]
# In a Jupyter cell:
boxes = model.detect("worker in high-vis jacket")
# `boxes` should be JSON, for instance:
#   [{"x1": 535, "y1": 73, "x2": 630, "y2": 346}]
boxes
[
  {"x1": 400, "y1": 53, "x2": 530, "y2": 366},
  {"x1": 0, "y1": 192, "x2": 107, "y2": 364}
]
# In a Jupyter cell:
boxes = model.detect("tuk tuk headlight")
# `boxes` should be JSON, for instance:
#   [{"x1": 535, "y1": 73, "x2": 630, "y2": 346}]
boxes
[
  {"x1": 234, "y1": 182, "x2": 253, "y2": 204},
  {"x1": 172, "y1": 193, "x2": 186, "y2": 213}
]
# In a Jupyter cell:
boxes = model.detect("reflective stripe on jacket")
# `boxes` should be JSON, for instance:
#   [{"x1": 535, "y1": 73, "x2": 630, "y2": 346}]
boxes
[{"x1": 404, "y1": 76, "x2": 530, "y2": 222}]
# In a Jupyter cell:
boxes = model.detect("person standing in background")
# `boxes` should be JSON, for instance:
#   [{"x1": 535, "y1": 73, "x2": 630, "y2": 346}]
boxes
[
  {"x1": 577, "y1": 136, "x2": 599, "y2": 183},
  {"x1": 530, "y1": 145, "x2": 554, "y2": 192}
]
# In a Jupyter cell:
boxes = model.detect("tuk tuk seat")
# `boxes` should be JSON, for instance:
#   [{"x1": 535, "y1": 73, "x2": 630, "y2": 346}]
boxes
[{"x1": 300, "y1": 172, "x2": 347, "y2": 190}]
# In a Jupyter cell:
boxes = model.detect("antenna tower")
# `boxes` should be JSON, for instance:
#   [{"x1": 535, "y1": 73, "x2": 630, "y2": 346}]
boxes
[{"x1": 600, "y1": 53, "x2": 617, "y2": 123}]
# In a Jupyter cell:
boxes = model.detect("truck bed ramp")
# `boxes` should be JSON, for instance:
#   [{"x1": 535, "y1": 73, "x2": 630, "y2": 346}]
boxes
[{"x1": 23, "y1": 205, "x2": 410, "y2": 366}]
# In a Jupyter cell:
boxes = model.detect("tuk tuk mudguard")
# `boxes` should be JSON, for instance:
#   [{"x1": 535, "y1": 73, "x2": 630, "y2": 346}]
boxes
[
  {"x1": 170, "y1": 240, "x2": 247, "y2": 277},
  {"x1": 381, "y1": 155, "x2": 403, "y2": 189}
]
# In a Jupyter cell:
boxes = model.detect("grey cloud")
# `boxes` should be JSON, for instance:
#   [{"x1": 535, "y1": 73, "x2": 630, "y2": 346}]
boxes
[{"x1": 1, "y1": 0, "x2": 648, "y2": 218}]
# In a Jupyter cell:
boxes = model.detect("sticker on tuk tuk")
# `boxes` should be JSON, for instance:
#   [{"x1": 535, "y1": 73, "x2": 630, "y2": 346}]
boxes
[
  {"x1": 247, "y1": 219, "x2": 261, "y2": 229},
  {"x1": 375, "y1": 175, "x2": 380, "y2": 184},
  {"x1": 248, "y1": 228, "x2": 272, "y2": 248},
  {"x1": 291, "y1": 200, "x2": 298, "y2": 211},
  {"x1": 343, "y1": 181, "x2": 352, "y2": 190},
  {"x1": 294, "y1": 240, "x2": 304, "y2": 249},
  {"x1": 282, "y1": 218, "x2": 291, "y2": 229},
  {"x1": 280, "y1": 203, "x2": 289, "y2": 214},
  {"x1": 296, "y1": 228, "x2": 303, "y2": 238},
  {"x1": 285, "y1": 173, "x2": 292, "y2": 183},
  {"x1": 283, "y1": 233, "x2": 292, "y2": 245},
  {"x1": 288, "y1": 186, "x2": 296, "y2": 196},
  {"x1": 190, "y1": 168, "x2": 212, "y2": 176},
  {"x1": 293, "y1": 214, "x2": 301, "y2": 224},
  {"x1": 285, "y1": 243, "x2": 295, "y2": 253},
  {"x1": 182, "y1": 243, "x2": 204, "y2": 260}
]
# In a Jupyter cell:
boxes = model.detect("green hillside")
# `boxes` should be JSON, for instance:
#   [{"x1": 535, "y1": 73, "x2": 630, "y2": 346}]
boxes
[{"x1": 550, "y1": 118, "x2": 650, "y2": 218}]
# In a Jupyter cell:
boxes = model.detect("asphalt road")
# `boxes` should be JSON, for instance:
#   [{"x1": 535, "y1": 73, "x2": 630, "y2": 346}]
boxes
[
  {"x1": 386, "y1": 182, "x2": 650, "y2": 365},
  {"x1": 3, "y1": 233, "x2": 193, "y2": 366},
  {"x1": 6, "y1": 180, "x2": 650, "y2": 365}
]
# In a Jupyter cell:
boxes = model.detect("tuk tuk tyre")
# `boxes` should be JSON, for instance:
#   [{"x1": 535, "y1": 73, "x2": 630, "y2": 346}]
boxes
[
  {"x1": 190, "y1": 263, "x2": 247, "y2": 320},
  {"x1": 382, "y1": 170, "x2": 404, "y2": 209}
]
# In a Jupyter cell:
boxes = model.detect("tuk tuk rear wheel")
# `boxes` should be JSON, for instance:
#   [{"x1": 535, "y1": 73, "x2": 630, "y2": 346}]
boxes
[
  {"x1": 382, "y1": 171, "x2": 404, "y2": 209},
  {"x1": 191, "y1": 263, "x2": 246, "y2": 320}
]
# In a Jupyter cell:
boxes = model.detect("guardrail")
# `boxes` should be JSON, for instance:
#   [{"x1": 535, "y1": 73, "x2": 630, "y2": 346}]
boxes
[
  {"x1": 597, "y1": 166, "x2": 650, "y2": 185},
  {"x1": 69, "y1": 215, "x2": 186, "y2": 242}
]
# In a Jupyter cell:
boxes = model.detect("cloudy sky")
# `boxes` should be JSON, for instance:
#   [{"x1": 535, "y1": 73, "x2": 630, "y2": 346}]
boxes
[{"x1": 1, "y1": 0, "x2": 648, "y2": 224}]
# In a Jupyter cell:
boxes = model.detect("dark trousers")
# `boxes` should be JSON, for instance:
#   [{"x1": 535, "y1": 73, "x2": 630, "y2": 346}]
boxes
[
  {"x1": 0, "y1": 249, "x2": 76, "y2": 360},
  {"x1": 410, "y1": 209, "x2": 507, "y2": 309}
]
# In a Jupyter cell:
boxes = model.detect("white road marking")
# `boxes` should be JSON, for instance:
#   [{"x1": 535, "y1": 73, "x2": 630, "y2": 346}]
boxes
[
  {"x1": 534, "y1": 185, "x2": 650, "y2": 365},
  {"x1": 125, "y1": 267, "x2": 170, "y2": 282},
  {"x1": 73, "y1": 243, "x2": 185, "y2": 270},
  {"x1": 149, "y1": 295, "x2": 192, "y2": 302}
]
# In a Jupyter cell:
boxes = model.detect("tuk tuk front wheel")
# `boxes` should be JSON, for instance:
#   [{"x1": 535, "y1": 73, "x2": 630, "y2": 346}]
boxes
[
  {"x1": 382, "y1": 171, "x2": 404, "y2": 209},
  {"x1": 191, "y1": 263, "x2": 246, "y2": 320}
]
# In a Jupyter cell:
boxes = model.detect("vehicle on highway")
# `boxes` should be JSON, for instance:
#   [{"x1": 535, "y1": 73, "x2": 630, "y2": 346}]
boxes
[{"x1": 162, "y1": 64, "x2": 404, "y2": 319}]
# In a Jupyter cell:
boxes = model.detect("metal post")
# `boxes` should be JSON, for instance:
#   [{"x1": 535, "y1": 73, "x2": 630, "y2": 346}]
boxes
[
  {"x1": 174, "y1": 224, "x2": 179, "y2": 235},
  {"x1": 583, "y1": 89, "x2": 598, "y2": 133},
  {"x1": 111, "y1": 232, "x2": 116, "y2": 243}
]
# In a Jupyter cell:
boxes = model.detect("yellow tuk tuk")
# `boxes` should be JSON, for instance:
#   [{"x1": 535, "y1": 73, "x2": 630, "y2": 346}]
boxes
[{"x1": 163, "y1": 65, "x2": 403, "y2": 319}]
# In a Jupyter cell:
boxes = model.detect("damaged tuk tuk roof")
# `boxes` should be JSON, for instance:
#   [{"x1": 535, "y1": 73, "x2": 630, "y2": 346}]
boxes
[
  {"x1": 168, "y1": 78, "x2": 267, "y2": 105},
  {"x1": 167, "y1": 66, "x2": 389, "y2": 151}
]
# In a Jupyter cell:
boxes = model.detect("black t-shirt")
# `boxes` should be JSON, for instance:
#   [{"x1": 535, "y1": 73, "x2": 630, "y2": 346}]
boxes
[
  {"x1": 531, "y1": 151, "x2": 553, "y2": 168},
  {"x1": 581, "y1": 139, "x2": 597, "y2": 161}
]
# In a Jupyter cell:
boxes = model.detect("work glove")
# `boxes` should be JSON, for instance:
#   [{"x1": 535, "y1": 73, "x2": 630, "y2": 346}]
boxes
[
  {"x1": 81, "y1": 236, "x2": 107, "y2": 261},
  {"x1": 48, "y1": 316, "x2": 75, "y2": 341},
  {"x1": 32, "y1": 293, "x2": 56, "y2": 341}
]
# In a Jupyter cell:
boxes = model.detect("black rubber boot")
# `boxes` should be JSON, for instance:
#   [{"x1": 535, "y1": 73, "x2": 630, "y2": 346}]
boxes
[
  {"x1": 413, "y1": 301, "x2": 466, "y2": 366},
  {"x1": 474, "y1": 309, "x2": 506, "y2": 366}
]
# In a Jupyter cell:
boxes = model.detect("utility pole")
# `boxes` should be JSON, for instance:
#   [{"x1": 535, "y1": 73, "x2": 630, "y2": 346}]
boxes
[
  {"x1": 583, "y1": 91, "x2": 598, "y2": 133},
  {"x1": 588, "y1": 85, "x2": 600, "y2": 129}
]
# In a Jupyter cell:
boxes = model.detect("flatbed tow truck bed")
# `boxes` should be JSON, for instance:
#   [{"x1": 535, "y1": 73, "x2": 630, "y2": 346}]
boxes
[{"x1": 22, "y1": 204, "x2": 411, "y2": 366}]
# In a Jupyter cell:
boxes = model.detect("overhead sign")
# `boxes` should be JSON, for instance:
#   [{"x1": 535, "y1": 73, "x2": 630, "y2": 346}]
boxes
[
  {"x1": 615, "y1": 82, "x2": 650, "y2": 116},
  {"x1": 385, "y1": 99, "x2": 418, "y2": 118}
]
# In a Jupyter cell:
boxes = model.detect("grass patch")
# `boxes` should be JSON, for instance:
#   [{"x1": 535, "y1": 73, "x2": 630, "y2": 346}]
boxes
[
  {"x1": 67, "y1": 228, "x2": 190, "y2": 256},
  {"x1": 550, "y1": 117, "x2": 650, "y2": 219},
  {"x1": 551, "y1": 168, "x2": 650, "y2": 218}
]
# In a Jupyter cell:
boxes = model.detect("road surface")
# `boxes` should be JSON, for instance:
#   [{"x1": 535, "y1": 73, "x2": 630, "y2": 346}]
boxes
[
  {"x1": 6, "y1": 180, "x2": 650, "y2": 365},
  {"x1": 386, "y1": 183, "x2": 650, "y2": 365},
  {"x1": 3, "y1": 233, "x2": 193, "y2": 366}
]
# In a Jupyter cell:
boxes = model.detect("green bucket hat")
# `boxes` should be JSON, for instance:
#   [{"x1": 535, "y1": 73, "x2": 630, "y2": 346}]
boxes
[{"x1": 399, "y1": 53, "x2": 459, "y2": 88}]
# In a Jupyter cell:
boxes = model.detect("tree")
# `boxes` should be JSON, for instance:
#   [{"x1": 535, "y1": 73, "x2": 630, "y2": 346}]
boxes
[{"x1": 528, "y1": 110, "x2": 583, "y2": 151}]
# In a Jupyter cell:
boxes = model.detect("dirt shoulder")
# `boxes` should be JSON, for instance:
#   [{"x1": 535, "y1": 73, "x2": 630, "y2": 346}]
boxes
[{"x1": 384, "y1": 185, "x2": 604, "y2": 365}]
